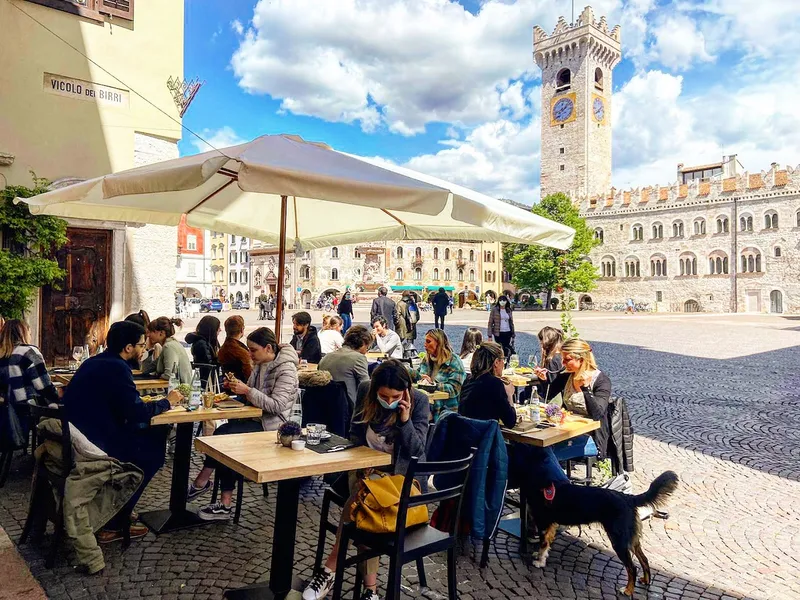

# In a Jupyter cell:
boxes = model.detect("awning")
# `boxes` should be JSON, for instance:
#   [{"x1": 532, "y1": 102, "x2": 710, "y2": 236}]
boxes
[
  {"x1": 425, "y1": 286, "x2": 455, "y2": 291},
  {"x1": 390, "y1": 285, "x2": 424, "y2": 291}
]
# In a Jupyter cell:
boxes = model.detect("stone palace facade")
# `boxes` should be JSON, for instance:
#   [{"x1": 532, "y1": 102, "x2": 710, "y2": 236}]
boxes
[{"x1": 535, "y1": 6, "x2": 798, "y2": 313}]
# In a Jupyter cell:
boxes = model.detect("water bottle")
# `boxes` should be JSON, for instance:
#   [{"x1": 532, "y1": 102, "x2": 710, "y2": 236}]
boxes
[
  {"x1": 290, "y1": 389, "x2": 304, "y2": 425},
  {"x1": 167, "y1": 365, "x2": 179, "y2": 395},
  {"x1": 82, "y1": 344, "x2": 91, "y2": 362},
  {"x1": 189, "y1": 369, "x2": 202, "y2": 408}
]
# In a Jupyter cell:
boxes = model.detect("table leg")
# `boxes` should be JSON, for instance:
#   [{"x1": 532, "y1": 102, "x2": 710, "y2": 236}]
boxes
[
  {"x1": 224, "y1": 477, "x2": 302, "y2": 600},
  {"x1": 140, "y1": 421, "x2": 205, "y2": 534}
]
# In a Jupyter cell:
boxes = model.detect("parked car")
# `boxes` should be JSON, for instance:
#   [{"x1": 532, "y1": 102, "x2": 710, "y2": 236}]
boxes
[
  {"x1": 232, "y1": 300, "x2": 250, "y2": 310},
  {"x1": 200, "y1": 298, "x2": 223, "y2": 312}
]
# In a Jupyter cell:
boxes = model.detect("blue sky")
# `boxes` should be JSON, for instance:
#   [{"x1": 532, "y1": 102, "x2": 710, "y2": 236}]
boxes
[{"x1": 180, "y1": 0, "x2": 800, "y2": 204}]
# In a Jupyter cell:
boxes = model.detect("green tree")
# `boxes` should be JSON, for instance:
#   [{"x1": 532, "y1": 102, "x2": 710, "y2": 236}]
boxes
[
  {"x1": 0, "y1": 176, "x2": 68, "y2": 319},
  {"x1": 503, "y1": 192, "x2": 598, "y2": 307}
]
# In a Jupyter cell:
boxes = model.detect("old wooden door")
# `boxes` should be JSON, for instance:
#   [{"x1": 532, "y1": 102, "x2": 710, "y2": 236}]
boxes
[{"x1": 41, "y1": 228, "x2": 111, "y2": 365}]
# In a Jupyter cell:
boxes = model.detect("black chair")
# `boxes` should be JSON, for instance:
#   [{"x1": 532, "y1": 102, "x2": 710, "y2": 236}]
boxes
[
  {"x1": 19, "y1": 403, "x2": 131, "y2": 566},
  {"x1": 302, "y1": 381, "x2": 352, "y2": 438},
  {"x1": 0, "y1": 382, "x2": 22, "y2": 487},
  {"x1": 331, "y1": 452, "x2": 475, "y2": 600}
]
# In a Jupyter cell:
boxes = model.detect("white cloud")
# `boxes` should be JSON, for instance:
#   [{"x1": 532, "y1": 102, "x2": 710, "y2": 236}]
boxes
[
  {"x1": 230, "y1": 19, "x2": 244, "y2": 36},
  {"x1": 647, "y1": 14, "x2": 713, "y2": 70},
  {"x1": 191, "y1": 126, "x2": 247, "y2": 153},
  {"x1": 230, "y1": 0, "x2": 624, "y2": 134}
]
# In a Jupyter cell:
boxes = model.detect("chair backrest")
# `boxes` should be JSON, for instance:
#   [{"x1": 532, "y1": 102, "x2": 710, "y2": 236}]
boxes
[
  {"x1": 395, "y1": 450, "x2": 475, "y2": 545},
  {"x1": 191, "y1": 362, "x2": 222, "y2": 392},
  {"x1": 301, "y1": 380, "x2": 352, "y2": 438},
  {"x1": 28, "y1": 402, "x2": 74, "y2": 476}
]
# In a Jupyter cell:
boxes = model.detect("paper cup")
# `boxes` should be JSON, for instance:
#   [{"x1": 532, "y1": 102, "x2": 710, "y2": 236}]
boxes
[{"x1": 291, "y1": 439, "x2": 306, "y2": 451}]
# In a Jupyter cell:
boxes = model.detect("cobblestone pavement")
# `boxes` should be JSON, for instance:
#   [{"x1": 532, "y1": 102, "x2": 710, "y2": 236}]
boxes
[{"x1": 1, "y1": 312, "x2": 798, "y2": 600}]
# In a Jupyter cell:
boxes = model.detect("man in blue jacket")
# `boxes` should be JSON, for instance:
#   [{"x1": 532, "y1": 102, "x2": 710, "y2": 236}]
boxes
[{"x1": 63, "y1": 320, "x2": 182, "y2": 543}]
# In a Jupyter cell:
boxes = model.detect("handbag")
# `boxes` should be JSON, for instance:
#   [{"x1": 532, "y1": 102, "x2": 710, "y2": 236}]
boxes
[{"x1": 350, "y1": 472, "x2": 429, "y2": 534}]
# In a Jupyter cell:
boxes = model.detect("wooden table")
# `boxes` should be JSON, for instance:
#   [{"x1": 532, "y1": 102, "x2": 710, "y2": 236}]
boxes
[
  {"x1": 501, "y1": 413, "x2": 599, "y2": 447},
  {"x1": 366, "y1": 351, "x2": 387, "y2": 361},
  {"x1": 195, "y1": 431, "x2": 392, "y2": 599},
  {"x1": 298, "y1": 363, "x2": 318, "y2": 372},
  {"x1": 51, "y1": 372, "x2": 168, "y2": 392},
  {"x1": 413, "y1": 385, "x2": 449, "y2": 403},
  {"x1": 139, "y1": 404, "x2": 262, "y2": 535}
]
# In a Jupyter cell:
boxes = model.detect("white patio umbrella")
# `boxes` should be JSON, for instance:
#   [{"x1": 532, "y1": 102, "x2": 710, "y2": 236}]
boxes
[{"x1": 19, "y1": 134, "x2": 574, "y2": 339}]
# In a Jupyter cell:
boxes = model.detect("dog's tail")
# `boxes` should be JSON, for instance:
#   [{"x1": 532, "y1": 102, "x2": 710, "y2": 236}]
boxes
[{"x1": 630, "y1": 471, "x2": 679, "y2": 509}]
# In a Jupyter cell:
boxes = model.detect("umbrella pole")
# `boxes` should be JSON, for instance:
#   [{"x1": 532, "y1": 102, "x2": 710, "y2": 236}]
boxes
[{"x1": 274, "y1": 195, "x2": 289, "y2": 343}]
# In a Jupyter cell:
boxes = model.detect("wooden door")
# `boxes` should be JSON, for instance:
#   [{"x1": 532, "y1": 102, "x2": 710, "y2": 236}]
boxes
[{"x1": 41, "y1": 228, "x2": 112, "y2": 366}]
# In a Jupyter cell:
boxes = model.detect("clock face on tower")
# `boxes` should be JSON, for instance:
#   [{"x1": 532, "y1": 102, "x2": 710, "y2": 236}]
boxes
[
  {"x1": 593, "y1": 96, "x2": 605, "y2": 122},
  {"x1": 553, "y1": 97, "x2": 574, "y2": 122}
]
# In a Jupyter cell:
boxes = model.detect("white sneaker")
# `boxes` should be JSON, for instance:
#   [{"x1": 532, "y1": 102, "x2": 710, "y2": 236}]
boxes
[
  {"x1": 360, "y1": 590, "x2": 381, "y2": 600},
  {"x1": 303, "y1": 569, "x2": 335, "y2": 600}
]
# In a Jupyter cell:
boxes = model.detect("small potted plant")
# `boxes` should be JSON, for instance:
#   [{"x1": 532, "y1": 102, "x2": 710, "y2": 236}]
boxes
[
  {"x1": 544, "y1": 403, "x2": 563, "y2": 424},
  {"x1": 277, "y1": 421, "x2": 302, "y2": 447}
]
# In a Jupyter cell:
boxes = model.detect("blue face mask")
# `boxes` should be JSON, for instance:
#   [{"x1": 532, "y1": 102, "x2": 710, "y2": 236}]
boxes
[{"x1": 378, "y1": 396, "x2": 400, "y2": 411}]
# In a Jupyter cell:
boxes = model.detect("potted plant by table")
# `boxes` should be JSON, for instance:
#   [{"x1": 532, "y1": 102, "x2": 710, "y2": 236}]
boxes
[
  {"x1": 277, "y1": 421, "x2": 302, "y2": 447},
  {"x1": 544, "y1": 403, "x2": 564, "y2": 424}
]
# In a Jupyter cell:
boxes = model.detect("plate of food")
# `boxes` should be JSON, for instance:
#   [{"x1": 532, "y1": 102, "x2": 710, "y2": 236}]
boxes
[
  {"x1": 416, "y1": 383, "x2": 437, "y2": 393},
  {"x1": 514, "y1": 366, "x2": 534, "y2": 375},
  {"x1": 141, "y1": 394, "x2": 166, "y2": 403}
]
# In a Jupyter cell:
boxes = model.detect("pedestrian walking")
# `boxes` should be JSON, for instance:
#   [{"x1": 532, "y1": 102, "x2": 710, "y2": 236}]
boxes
[
  {"x1": 487, "y1": 294, "x2": 515, "y2": 363},
  {"x1": 370, "y1": 287, "x2": 397, "y2": 331},
  {"x1": 432, "y1": 287, "x2": 449, "y2": 330},
  {"x1": 337, "y1": 290, "x2": 354, "y2": 333}
]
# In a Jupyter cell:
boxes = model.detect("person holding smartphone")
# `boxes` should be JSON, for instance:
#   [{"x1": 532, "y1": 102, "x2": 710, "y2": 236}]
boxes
[{"x1": 303, "y1": 360, "x2": 430, "y2": 600}]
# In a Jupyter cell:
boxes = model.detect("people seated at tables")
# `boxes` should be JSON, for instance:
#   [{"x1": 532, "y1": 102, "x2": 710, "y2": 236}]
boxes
[
  {"x1": 63, "y1": 321, "x2": 183, "y2": 543},
  {"x1": 290, "y1": 311, "x2": 322, "y2": 364},
  {"x1": 318, "y1": 315, "x2": 345, "y2": 355},
  {"x1": 547, "y1": 338, "x2": 612, "y2": 462},
  {"x1": 303, "y1": 360, "x2": 429, "y2": 600},
  {"x1": 532, "y1": 326, "x2": 564, "y2": 400},
  {"x1": 410, "y1": 329, "x2": 466, "y2": 422},
  {"x1": 318, "y1": 325, "x2": 371, "y2": 408},
  {"x1": 123, "y1": 311, "x2": 151, "y2": 369},
  {"x1": 459, "y1": 342, "x2": 516, "y2": 428},
  {"x1": 0, "y1": 320, "x2": 60, "y2": 436},
  {"x1": 141, "y1": 317, "x2": 192, "y2": 383},
  {"x1": 186, "y1": 315, "x2": 221, "y2": 388},
  {"x1": 458, "y1": 326, "x2": 483, "y2": 371},
  {"x1": 188, "y1": 327, "x2": 299, "y2": 520},
  {"x1": 371, "y1": 316, "x2": 403, "y2": 359},
  {"x1": 217, "y1": 315, "x2": 252, "y2": 383}
]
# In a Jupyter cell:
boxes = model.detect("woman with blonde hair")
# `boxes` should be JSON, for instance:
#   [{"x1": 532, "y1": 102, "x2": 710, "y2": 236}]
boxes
[
  {"x1": 318, "y1": 314, "x2": 344, "y2": 355},
  {"x1": 411, "y1": 328, "x2": 465, "y2": 421},
  {"x1": 548, "y1": 338, "x2": 612, "y2": 462}
]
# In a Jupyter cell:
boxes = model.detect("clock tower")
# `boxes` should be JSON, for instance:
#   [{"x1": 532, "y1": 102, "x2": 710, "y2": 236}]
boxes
[{"x1": 535, "y1": 6, "x2": 621, "y2": 200}]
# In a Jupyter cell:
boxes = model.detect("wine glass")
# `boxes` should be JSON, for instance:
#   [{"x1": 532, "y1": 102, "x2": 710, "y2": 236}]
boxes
[
  {"x1": 528, "y1": 354, "x2": 538, "y2": 368},
  {"x1": 509, "y1": 354, "x2": 520, "y2": 370},
  {"x1": 71, "y1": 346, "x2": 83, "y2": 370}
]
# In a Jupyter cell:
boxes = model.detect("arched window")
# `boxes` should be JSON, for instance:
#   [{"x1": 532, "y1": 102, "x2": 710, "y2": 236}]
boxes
[
  {"x1": 330, "y1": 247, "x2": 339, "y2": 259},
  {"x1": 594, "y1": 67, "x2": 603, "y2": 90},
  {"x1": 457, "y1": 269, "x2": 464, "y2": 281},
  {"x1": 672, "y1": 221, "x2": 684, "y2": 238},
  {"x1": 211, "y1": 246, "x2": 217, "y2": 259},
  {"x1": 469, "y1": 250, "x2": 475, "y2": 262},
  {"x1": 414, "y1": 268, "x2": 422, "y2": 280},
  {"x1": 415, "y1": 246, "x2": 422, "y2": 258},
  {"x1": 775, "y1": 246, "x2": 782, "y2": 258},
  {"x1": 331, "y1": 268, "x2": 339, "y2": 280},
  {"x1": 631, "y1": 224, "x2": 643, "y2": 241},
  {"x1": 433, "y1": 268, "x2": 440, "y2": 280},
  {"x1": 395, "y1": 268, "x2": 403, "y2": 280},
  {"x1": 600, "y1": 256, "x2": 616, "y2": 278},
  {"x1": 444, "y1": 268, "x2": 451, "y2": 280},
  {"x1": 445, "y1": 249, "x2": 450, "y2": 260},
  {"x1": 740, "y1": 214, "x2": 753, "y2": 232},
  {"x1": 433, "y1": 247, "x2": 439, "y2": 260},
  {"x1": 679, "y1": 253, "x2": 698, "y2": 276},
  {"x1": 740, "y1": 248, "x2": 762, "y2": 273},
  {"x1": 652, "y1": 223, "x2": 664, "y2": 239},
  {"x1": 469, "y1": 269, "x2": 475, "y2": 282},
  {"x1": 693, "y1": 218, "x2": 706, "y2": 235},
  {"x1": 764, "y1": 211, "x2": 779, "y2": 229},
  {"x1": 650, "y1": 255, "x2": 667, "y2": 277},
  {"x1": 624, "y1": 257, "x2": 641, "y2": 278},
  {"x1": 396, "y1": 246, "x2": 404, "y2": 259},
  {"x1": 354, "y1": 248, "x2": 361, "y2": 259},
  {"x1": 716, "y1": 216, "x2": 729, "y2": 233},
  {"x1": 556, "y1": 68, "x2": 571, "y2": 93},
  {"x1": 457, "y1": 249, "x2": 463, "y2": 260},
  {"x1": 594, "y1": 228, "x2": 604, "y2": 243},
  {"x1": 301, "y1": 266, "x2": 310, "y2": 279},
  {"x1": 708, "y1": 251, "x2": 729, "y2": 275}
]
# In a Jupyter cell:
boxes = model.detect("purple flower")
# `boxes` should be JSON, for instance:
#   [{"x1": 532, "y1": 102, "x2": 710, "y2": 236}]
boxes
[
  {"x1": 278, "y1": 421, "x2": 302, "y2": 437},
  {"x1": 544, "y1": 403, "x2": 562, "y2": 419}
]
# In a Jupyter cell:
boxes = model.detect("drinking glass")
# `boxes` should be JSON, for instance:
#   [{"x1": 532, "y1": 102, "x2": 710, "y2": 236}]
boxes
[
  {"x1": 306, "y1": 423, "x2": 321, "y2": 446},
  {"x1": 71, "y1": 346, "x2": 83, "y2": 367},
  {"x1": 528, "y1": 354, "x2": 538, "y2": 368},
  {"x1": 317, "y1": 424, "x2": 328, "y2": 439},
  {"x1": 509, "y1": 354, "x2": 520, "y2": 369}
]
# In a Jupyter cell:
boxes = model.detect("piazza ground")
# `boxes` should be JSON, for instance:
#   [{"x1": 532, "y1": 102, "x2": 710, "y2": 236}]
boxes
[{"x1": 1, "y1": 308, "x2": 797, "y2": 599}]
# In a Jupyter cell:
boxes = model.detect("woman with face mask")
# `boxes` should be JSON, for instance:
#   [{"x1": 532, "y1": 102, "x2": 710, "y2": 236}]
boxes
[
  {"x1": 488, "y1": 294, "x2": 515, "y2": 363},
  {"x1": 303, "y1": 360, "x2": 430, "y2": 600}
]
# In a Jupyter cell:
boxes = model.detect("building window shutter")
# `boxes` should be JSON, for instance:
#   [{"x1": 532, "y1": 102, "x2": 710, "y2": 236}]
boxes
[{"x1": 98, "y1": 0, "x2": 133, "y2": 20}]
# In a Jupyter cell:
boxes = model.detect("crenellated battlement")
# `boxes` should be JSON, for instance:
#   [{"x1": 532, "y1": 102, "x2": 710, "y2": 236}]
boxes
[
  {"x1": 533, "y1": 6, "x2": 621, "y2": 71},
  {"x1": 577, "y1": 164, "x2": 800, "y2": 215}
]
